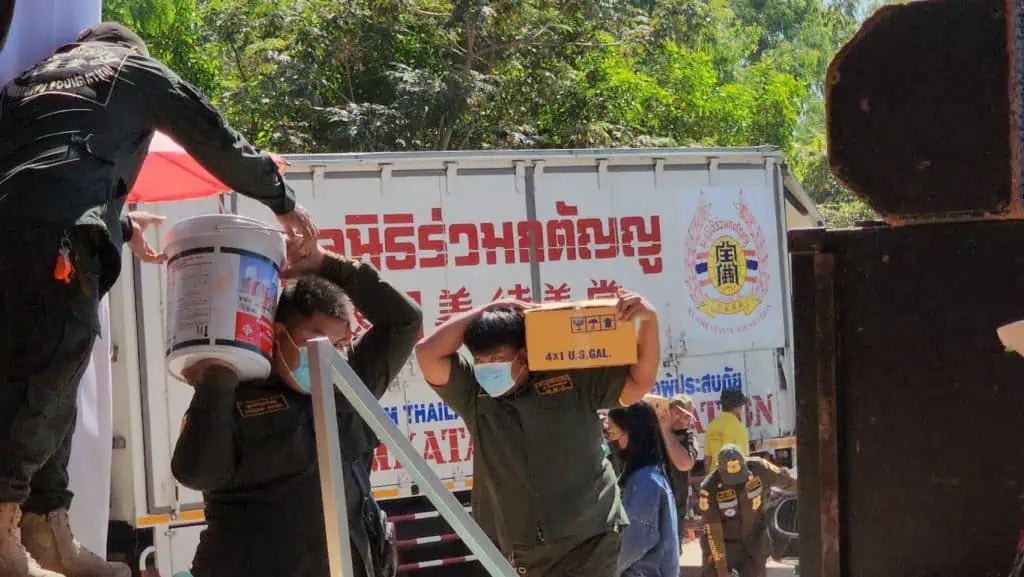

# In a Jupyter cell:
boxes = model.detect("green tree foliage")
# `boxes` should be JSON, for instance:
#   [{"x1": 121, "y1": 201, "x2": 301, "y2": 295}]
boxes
[
  {"x1": 105, "y1": 0, "x2": 883, "y2": 227},
  {"x1": 102, "y1": 0, "x2": 220, "y2": 94}
]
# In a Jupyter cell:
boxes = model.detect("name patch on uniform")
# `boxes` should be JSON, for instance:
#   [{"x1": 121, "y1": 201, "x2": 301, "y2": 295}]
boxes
[
  {"x1": 535, "y1": 375, "x2": 573, "y2": 396},
  {"x1": 237, "y1": 395, "x2": 290, "y2": 418},
  {"x1": 717, "y1": 488, "x2": 739, "y2": 512},
  {"x1": 716, "y1": 489, "x2": 737, "y2": 502}
]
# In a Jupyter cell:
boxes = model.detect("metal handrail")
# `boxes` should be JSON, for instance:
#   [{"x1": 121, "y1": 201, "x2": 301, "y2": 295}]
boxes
[{"x1": 307, "y1": 337, "x2": 517, "y2": 577}]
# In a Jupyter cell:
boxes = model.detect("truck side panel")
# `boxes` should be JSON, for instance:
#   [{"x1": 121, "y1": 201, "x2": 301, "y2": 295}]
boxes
[{"x1": 120, "y1": 150, "x2": 795, "y2": 516}]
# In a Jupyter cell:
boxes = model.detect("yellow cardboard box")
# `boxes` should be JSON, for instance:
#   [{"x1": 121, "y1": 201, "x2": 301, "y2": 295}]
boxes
[{"x1": 525, "y1": 299, "x2": 638, "y2": 371}]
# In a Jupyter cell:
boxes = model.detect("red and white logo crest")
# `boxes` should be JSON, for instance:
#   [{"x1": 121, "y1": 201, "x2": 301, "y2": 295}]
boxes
[{"x1": 683, "y1": 191, "x2": 771, "y2": 334}]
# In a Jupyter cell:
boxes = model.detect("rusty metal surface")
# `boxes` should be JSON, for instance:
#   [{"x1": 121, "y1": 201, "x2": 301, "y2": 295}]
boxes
[
  {"x1": 826, "y1": 0, "x2": 1017, "y2": 223},
  {"x1": 799, "y1": 221, "x2": 1024, "y2": 576},
  {"x1": 812, "y1": 253, "x2": 841, "y2": 577},
  {"x1": 788, "y1": 227, "x2": 827, "y2": 255},
  {"x1": 792, "y1": 251, "x2": 823, "y2": 575},
  {"x1": 792, "y1": 247, "x2": 843, "y2": 577},
  {"x1": 1014, "y1": 0, "x2": 1024, "y2": 205}
]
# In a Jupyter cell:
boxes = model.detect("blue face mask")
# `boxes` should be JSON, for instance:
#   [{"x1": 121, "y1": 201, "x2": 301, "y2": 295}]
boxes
[
  {"x1": 281, "y1": 331, "x2": 312, "y2": 393},
  {"x1": 475, "y1": 362, "x2": 518, "y2": 397},
  {"x1": 290, "y1": 347, "x2": 312, "y2": 393}
]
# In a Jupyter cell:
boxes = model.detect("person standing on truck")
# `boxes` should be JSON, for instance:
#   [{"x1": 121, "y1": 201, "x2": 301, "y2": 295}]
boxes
[
  {"x1": 660, "y1": 394, "x2": 699, "y2": 545},
  {"x1": 171, "y1": 238, "x2": 421, "y2": 577},
  {"x1": 704, "y1": 390, "x2": 750, "y2": 472},
  {"x1": 699, "y1": 445, "x2": 797, "y2": 577},
  {"x1": 0, "y1": 22, "x2": 318, "y2": 577},
  {"x1": 414, "y1": 291, "x2": 661, "y2": 577}
]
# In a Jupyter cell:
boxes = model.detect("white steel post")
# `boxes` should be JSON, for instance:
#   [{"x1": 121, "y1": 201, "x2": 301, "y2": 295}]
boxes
[{"x1": 308, "y1": 340, "x2": 355, "y2": 577}]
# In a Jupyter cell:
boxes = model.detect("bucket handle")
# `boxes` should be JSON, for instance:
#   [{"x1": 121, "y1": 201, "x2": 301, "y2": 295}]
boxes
[{"x1": 213, "y1": 224, "x2": 288, "y2": 236}]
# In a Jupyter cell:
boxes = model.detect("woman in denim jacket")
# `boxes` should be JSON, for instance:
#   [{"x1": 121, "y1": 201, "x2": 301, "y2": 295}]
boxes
[{"x1": 606, "y1": 402, "x2": 680, "y2": 577}]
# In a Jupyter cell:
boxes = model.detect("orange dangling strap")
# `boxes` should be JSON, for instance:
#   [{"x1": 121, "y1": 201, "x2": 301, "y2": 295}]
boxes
[
  {"x1": 53, "y1": 249, "x2": 72, "y2": 284},
  {"x1": 53, "y1": 234, "x2": 74, "y2": 284}
]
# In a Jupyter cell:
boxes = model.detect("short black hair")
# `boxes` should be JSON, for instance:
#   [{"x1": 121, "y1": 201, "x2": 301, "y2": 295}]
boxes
[
  {"x1": 276, "y1": 275, "x2": 354, "y2": 330},
  {"x1": 464, "y1": 305, "x2": 526, "y2": 355}
]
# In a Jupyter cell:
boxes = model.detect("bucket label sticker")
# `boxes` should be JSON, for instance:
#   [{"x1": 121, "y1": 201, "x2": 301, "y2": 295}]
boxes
[
  {"x1": 166, "y1": 252, "x2": 215, "y2": 349},
  {"x1": 235, "y1": 255, "x2": 278, "y2": 358}
]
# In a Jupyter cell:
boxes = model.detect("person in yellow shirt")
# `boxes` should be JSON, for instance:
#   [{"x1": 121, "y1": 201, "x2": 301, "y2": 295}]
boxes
[{"x1": 703, "y1": 390, "x2": 749, "y2": 472}]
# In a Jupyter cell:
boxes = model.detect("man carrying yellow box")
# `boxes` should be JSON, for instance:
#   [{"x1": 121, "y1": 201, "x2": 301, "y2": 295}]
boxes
[{"x1": 415, "y1": 290, "x2": 660, "y2": 577}]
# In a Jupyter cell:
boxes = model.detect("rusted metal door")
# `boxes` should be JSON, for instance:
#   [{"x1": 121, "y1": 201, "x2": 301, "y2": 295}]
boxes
[{"x1": 791, "y1": 222, "x2": 1024, "y2": 577}]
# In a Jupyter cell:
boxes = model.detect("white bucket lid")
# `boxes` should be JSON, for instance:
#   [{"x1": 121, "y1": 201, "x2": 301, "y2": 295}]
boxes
[{"x1": 163, "y1": 214, "x2": 286, "y2": 258}]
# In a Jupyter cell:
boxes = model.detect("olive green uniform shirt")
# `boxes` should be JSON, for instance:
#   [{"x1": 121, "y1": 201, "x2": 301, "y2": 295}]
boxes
[
  {"x1": 698, "y1": 457, "x2": 798, "y2": 574},
  {"x1": 431, "y1": 355, "x2": 630, "y2": 554}
]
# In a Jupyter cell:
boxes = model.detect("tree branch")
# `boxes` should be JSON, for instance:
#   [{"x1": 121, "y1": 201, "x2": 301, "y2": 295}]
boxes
[{"x1": 476, "y1": 24, "x2": 553, "y2": 58}]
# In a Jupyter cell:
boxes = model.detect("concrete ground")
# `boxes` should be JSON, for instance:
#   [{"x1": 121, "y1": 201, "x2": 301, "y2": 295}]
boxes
[{"x1": 679, "y1": 540, "x2": 797, "y2": 577}]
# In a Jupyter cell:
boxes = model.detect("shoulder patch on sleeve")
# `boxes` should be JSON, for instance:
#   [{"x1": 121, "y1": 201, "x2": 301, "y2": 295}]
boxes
[{"x1": 716, "y1": 489, "x2": 737, "y2": 502}]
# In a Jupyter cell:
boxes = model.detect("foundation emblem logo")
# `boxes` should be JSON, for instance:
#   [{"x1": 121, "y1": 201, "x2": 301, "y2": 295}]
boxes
[{"x1": 684, "y1": 191, "x2": 770, "y2": 321}]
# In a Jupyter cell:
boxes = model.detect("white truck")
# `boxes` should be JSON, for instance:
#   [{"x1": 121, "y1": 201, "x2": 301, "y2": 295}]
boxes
[{"x1": 105, "y1": 147, "x2": 822, "y2": 576}]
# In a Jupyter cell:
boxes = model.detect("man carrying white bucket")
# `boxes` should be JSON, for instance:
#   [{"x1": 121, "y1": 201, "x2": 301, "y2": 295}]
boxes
[
  {"x1": 0, "y1": 22, "x2": 318, "y2": 577},
  {"x1": 171, "y1": 236, "x2": 422, "y2": 577}
]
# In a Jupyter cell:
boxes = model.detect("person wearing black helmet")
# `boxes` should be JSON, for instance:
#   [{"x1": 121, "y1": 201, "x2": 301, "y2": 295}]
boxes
[
  {"x1": 0, "y1": 22, "x2": 318, "y2": 577},
  {"x1": 698, "y1": 445, "x2": 797, "y2": 577}
]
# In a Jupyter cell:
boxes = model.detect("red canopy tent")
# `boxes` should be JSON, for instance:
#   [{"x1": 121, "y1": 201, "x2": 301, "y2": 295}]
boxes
[{"x1": 127, "y1": 132, "x2": 288, "y2": 203}]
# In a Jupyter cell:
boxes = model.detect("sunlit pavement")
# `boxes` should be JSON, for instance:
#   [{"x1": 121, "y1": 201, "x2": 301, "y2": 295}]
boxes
[{"x1": 679, "y1": 539, "x2": 797, "y2": 577}]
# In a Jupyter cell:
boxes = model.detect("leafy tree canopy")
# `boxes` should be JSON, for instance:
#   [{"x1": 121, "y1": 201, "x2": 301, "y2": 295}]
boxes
[{"x1": 104, "y1": 0, "x2": 884, "y2": 227}]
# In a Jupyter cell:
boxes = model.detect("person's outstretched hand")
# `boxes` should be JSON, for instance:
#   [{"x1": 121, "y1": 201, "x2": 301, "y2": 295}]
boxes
[
  {"x1": 281, "y1": 234, "x2": 326, "y2": 279},
  {"x1": 127, "y1": 211, "x2": 168, "y2": 264},
  {"x1": 276, "y1": 205, "x2": 318, "y2": 257}
]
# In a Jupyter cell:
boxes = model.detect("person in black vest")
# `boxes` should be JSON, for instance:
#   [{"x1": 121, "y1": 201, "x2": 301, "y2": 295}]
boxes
[{"x1": 0, "y1": 22, "x2": 317, "y2": 577}]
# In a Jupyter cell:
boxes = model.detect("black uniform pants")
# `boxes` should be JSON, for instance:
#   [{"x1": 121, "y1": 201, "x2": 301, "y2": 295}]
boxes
[
  {"x1": 0, "y1": 222, "x2": 103, "y2": 513},
  {"x1": 700, "y1": 536, "x2": 768, "y2": 577}
]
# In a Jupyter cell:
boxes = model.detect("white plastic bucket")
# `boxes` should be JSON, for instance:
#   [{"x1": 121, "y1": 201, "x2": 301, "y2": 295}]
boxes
[{"x1": 163, "y1": 214, "x2": 287, "y2": 381}]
